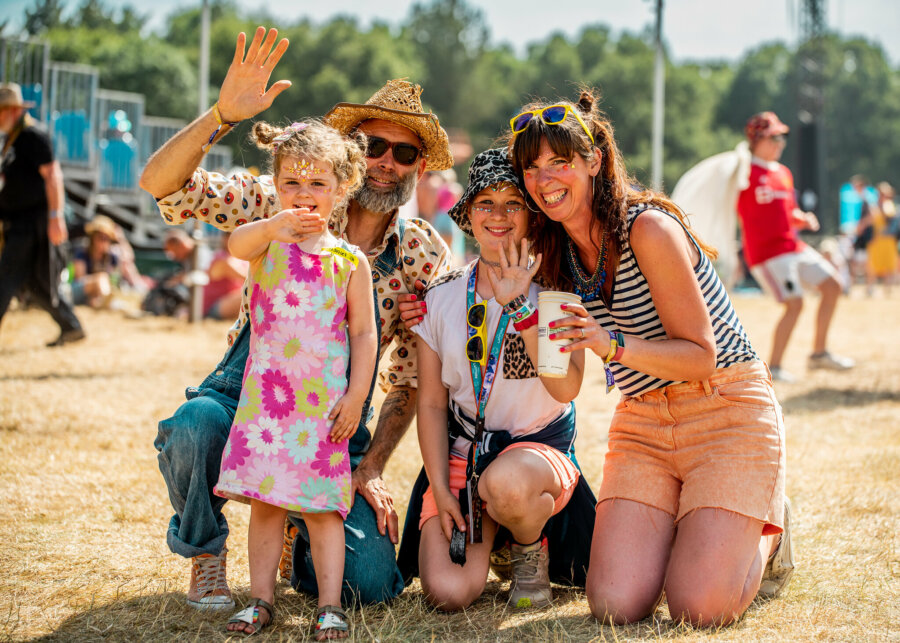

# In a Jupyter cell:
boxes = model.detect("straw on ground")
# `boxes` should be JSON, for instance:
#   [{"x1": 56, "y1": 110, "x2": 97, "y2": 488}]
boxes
[{"x1": 1, "y1": 291, "x2": 898, "y2": 641}]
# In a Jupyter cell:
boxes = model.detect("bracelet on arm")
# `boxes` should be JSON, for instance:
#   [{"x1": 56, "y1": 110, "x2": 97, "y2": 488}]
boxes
[
  {"x1": 613, "y1": 331, "x2": 626, "y2": 362},
  {"x1": 202, "y1": 102, "x2": 241, "y2": 152},
  {"x1": 602, "y1": 330, "x2": 619, "y2": 394},
  {"x1": 48, "y1": 209, "x2": 62, "y2": 220},
  {"x1": 603, "y1": 331, "x2": 618, "y2": 365},
  {"x1": 510, "y1": 300, "x2": 536, "y2": 323},
  {"x1": 513, "y1": 309, "x2": 538, "y2": 332},
  {"x1": 502, "y1": 294, "x2": 529, "y2": 316}
]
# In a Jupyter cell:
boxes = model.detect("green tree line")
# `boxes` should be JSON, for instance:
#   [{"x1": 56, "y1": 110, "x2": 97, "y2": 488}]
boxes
[{"x1": 11, "y1": 0, "x2": 900, "y2": 227}]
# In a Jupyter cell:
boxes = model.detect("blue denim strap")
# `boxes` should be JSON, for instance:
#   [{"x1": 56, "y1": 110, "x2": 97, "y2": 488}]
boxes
[{"x1": 346, "y1": 284, "x2": 381, "y2": 465}]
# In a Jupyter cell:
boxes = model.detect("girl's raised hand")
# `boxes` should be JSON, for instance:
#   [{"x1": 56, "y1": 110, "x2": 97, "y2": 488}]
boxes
[
  {"x1": 484, "y1": 237, "x2": 542, "y2": 306},
  {"x1": 217, "y1": 27, "x2": 292, "y2": 123},
  {"x1": 328, "y1": 392, "x2": 363, "y2": 442},
  {"x1": 264, "y1": 208, "x2": 325, "y2": 243}
]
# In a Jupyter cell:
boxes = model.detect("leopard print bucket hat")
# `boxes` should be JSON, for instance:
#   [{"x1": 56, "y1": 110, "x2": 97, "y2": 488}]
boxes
[{"x1": 447, "y1": 148, "x2": 526, "y2": 237}]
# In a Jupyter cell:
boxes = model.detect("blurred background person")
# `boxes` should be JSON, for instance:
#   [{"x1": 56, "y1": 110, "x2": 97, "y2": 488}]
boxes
[
  {"x1": 849, "y1": 175, "x2": 875, "y2": 286},
  {"x1": 859, "y1": 182, "x2": 898, "y2": 296},
  {"x1": 141, "y1": 227, "x2": 209, "y2": 318},
  {"x1": 0, "y1": 82, "x2": 84, "y2": 346},
  {"x1": 737, "y1": 112, "x2": 853, "y2": 381},
  {"x1": 71, "y1": 214, "x2": 146, "y2": 308},
  {"x1": 416, "y1": 170, "x2": 465, "y2": 266},
  {"x1": 202, "y1": 232, "x2": 247, "y2": 320}
]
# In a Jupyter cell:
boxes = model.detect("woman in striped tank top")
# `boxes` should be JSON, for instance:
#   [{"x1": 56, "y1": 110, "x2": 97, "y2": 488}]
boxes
[{"x1": 506, "y1": 92, "x2": 793, "y2": 627}]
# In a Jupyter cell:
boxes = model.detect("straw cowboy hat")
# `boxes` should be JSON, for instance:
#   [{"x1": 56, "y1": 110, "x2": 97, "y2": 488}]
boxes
[
  {"x1": 0, "y1": 83, "x2": 36, "y2": 110},
  {"x1": 324, "y1": 79, "x2": 453, "y2": 171},
  {"x1": 85, "y1": 215, "x2": 118, "y2": 239}
]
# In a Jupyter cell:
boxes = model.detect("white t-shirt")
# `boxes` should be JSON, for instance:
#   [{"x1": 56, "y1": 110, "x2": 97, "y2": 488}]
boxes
[{"x1": 413, "y1": 264, "x2": 568, "y2": 458}]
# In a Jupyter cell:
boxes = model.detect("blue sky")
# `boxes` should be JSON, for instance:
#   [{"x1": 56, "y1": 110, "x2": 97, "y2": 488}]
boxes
[{"x1": 2, "y1": 0, "x2": 898, "y2": 64}]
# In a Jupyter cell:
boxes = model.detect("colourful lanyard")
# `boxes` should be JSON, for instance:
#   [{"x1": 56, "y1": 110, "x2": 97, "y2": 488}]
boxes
[{"x1": 465, "y1": 263, "x2": 510, "y2": 447}]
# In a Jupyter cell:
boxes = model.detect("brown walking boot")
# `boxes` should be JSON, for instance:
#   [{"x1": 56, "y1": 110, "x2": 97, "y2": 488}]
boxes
[{"x1": 508, "y1": 537, "x2": 552, "y2": 608}]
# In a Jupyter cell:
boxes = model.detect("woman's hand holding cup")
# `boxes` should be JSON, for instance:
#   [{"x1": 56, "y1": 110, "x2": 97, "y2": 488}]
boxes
[{"x1": 549, "y1": 303, "x2": 609, "y2": 358}]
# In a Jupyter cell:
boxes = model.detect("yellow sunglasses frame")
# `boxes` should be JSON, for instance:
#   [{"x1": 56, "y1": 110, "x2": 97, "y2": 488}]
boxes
[
  {"x1": 509, "y1": 104, "x2": 595, "y2": 145},
  {"x1": 466, "y1": 301, "x2": 488, "y2": 369}
]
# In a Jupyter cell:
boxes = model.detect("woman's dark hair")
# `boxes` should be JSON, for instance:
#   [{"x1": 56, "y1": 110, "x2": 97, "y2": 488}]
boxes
[{"x1": 506, "y1": 89, "x2": 716, "y2": 290}]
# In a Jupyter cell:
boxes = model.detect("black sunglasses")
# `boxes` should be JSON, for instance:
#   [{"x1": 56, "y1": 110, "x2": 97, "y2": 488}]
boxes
[{"x1": 366, "y1": 136, "x2": 422, "y2": 166}]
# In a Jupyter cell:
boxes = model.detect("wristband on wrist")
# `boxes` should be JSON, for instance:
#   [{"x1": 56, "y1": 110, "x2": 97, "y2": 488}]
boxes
[
  {"x1": 511, "y1": 300, "x2": 536, "y2": 322},
  {"x1": 602, "y1": 330, "x2": 624, "y2": 393},
  {"x1": 203, "y1": 102, "x2": 241, "y2": 152},
  {"x1": 604, "y1": 330, "x2": 618, "y2": 364},
  {"x1": 513, "y1": 309, "x2": 538, "y2": 331},
  {"x1": 48, "y1": 210, "x2": 61, "y2": 220},
  {"x1": 503, "y1": 294, "x2": 529, "y2": 316},
  {"x1": 613, "y1": 331, "x2": 625, "y2": 362},
  {"x1": 212, "y1": 102, "x2": 240, "y2": 127}
]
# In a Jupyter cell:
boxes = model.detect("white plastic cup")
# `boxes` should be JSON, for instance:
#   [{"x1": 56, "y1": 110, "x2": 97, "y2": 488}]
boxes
[{"x1": 537, "y1": 291, "x2": 583, "y2": 378}]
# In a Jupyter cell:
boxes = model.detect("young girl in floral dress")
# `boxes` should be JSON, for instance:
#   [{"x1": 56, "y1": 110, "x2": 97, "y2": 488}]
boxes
[{"x1": 214, "y1": 120, "x2": 376, "y2": 639}]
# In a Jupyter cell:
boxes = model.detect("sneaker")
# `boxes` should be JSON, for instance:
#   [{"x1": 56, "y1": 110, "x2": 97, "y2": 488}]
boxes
[
  {"x1": 279, "y1": 520, "x2": 298, "y2": 583},
  {"x1": 187, "y1": 547, "x2": 234, "y2": 611},
  {"x1": 46, "y1": 328, "x2": 86, "y2": 347},
  {"x1": 508, "y1": 537, "x2": 552, "y2": 608},
  {"x1": 770, "y1": 366, "x2": 797, "y2": 383},
  {"x1": 808, "y1": 351, "x2": 855, "y2": 371},
  {"x1": 758, "y1": 499, "x2": 795, "y2": 599},
  {"x1": 489, "y1": 543, "x2": 513, "y2": 581}
]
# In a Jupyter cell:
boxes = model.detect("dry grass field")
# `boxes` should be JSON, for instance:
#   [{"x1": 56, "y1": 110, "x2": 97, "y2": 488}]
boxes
[{"x1": 1, "y1": 291, "x2": 898, "y2": 642}]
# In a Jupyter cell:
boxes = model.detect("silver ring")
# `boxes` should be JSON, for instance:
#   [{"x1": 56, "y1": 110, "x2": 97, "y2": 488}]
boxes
[{"x1": 580, "y1": 328, "x2": 586, "y2": 339}]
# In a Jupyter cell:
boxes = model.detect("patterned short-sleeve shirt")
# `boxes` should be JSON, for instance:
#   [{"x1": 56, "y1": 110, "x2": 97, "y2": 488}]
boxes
[{"x1": 156, "y1": 167, "x2": 451, "y2": 389}]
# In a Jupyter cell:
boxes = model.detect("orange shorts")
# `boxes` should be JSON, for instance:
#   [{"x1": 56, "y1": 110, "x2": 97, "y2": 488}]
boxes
[
  {"x1": 419, "y1": 442, "x2": 580, "y2": 529},
  {"x1": 597, "y1": 361, "x2": 785, "y2": 535}
]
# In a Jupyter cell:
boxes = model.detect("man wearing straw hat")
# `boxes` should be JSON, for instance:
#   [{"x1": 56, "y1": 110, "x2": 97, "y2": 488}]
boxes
[
  {"x1": 140, "y1": 27, "x2": 453, "y2": 609},
  {"x1": 0, "y1": 82, "x2": 85, "y2": 346}
]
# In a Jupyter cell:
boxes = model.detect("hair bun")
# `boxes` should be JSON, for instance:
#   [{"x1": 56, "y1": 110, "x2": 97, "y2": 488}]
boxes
[
  {"x1": 250, "y1": 121, "x2": 281, "y2": 148},
  {"x1": 576, "y1": 90, "x2": 597, "y2": 116}
]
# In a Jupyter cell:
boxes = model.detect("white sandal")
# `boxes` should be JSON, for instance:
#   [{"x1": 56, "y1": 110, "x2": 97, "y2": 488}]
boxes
[
  {"x1": 315, "y1": 604, "x2": 349, "y2": 639},
  {"x1": 226, "y1": 598, "x2": 274, "y2": 636}
]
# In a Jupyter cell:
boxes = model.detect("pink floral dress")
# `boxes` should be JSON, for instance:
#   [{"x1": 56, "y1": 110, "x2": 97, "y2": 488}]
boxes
[{"x1": 214, "y1": 239, "x2": 358, "y2": 518}]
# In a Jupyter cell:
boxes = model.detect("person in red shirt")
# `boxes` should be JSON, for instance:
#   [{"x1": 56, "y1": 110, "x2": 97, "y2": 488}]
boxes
[{"x1": 737, "y1": 112, "x2": 853, "y2": 381}]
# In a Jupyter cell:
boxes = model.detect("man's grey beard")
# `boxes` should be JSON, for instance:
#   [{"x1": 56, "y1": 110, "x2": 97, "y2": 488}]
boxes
[{"x1": 352, "y1": 171, "x2": 418, "y2": 214}]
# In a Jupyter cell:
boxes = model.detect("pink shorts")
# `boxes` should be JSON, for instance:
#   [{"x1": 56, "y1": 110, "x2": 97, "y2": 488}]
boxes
[
  {"x1": 597, "y1": 361, "x2": 785, "y2": 535},
  {"x1": 419, "y1": 442, "x2": 580, "y2": 529}
]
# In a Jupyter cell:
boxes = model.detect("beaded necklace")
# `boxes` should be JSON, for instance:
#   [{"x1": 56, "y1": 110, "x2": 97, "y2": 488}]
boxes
[{"x1": 566, "y1": 230, "x2": 608, "y2": 301}]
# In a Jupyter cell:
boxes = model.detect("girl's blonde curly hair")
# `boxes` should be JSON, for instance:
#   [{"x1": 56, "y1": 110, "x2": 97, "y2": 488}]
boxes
[{"x1": 251, "y1": 119, "x2": 367, "y2": 211}]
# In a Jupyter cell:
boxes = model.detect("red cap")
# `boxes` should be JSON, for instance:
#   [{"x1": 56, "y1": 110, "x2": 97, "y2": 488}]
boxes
[{"x1": 745, "y1": 111, "x2": 789, "y2": 142}]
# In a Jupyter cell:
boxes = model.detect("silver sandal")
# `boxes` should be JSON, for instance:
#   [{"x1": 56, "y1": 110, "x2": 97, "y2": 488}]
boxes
[
  {"x1": 315, "y1": 604, "x2": 349, "y2": 639},
  {"x1": 226, "y1": 597, "x2": 274, "y2": 636}
]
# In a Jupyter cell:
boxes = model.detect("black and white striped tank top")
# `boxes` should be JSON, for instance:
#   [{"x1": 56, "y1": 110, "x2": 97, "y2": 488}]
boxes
[{"x1": 580, "y1": 204, "x2": 758, "y2": 397}]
